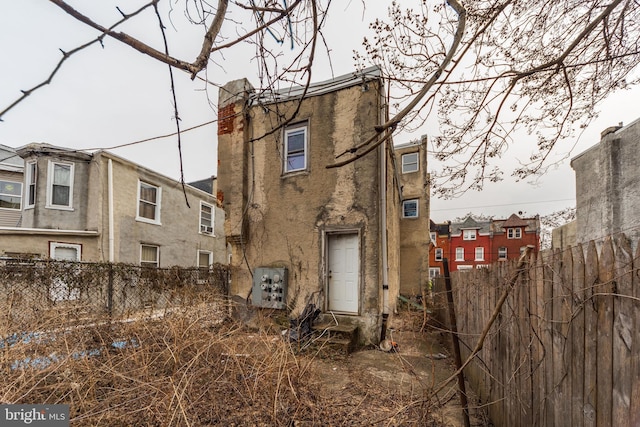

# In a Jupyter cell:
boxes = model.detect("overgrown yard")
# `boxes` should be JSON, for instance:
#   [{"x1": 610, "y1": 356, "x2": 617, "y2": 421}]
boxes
[{"x1": 1, "y1": 300, "x2": 487, "y2": 426}]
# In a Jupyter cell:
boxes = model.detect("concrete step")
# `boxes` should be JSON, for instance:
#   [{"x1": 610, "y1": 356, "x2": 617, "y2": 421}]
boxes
[{"x1": 309, "y1": 321, "x2": 359, "y2": 356}]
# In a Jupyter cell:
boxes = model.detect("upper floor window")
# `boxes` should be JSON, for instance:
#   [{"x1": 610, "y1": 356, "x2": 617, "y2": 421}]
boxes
[
  {"x1": 402, "y1": 199, "x2": 418, "y2": 218},
  {"x1": 137, "y1": 181, "x2": 161, "y2": 224},
  {"x1": 507, "y1": 228, "x2": 522, "y2": 239},
  {"x1": 430, "y1": 232, "x2": 437, "y2": 242},
  {"x1": 401, "y1": 152, "x2": 419, "y2": 173},
  {"x1": 46, "y1": 161, "x2": 74, "y2": 209},
  {"x1": 498, "y1": 247, "x2": 507, "y2": 259},
  {"x1": 463, "y1": 229, "x2": 477, "y2": 240},
  {"x1": 435, "y1": 248, "x2": 443, "y2": 261},
  {"x1": 0, "y1": 180, "x2": 22, "y2": 210},
  {"x1": 475, "y1": 247, "x2": 485, "y2": 261},
  {"x1": 25, "y1": 161, "x2": 36, "y2": 208},
  {"x1": 140, "y1": 244, "x2": 159, "y2": 268},
  {"x1": 455, "y1": 247, "x2": 464, "y2": 261},
  {"x1": 200, "y1": 202, "x2": 214, "y2": 235},
  {"x1": 284, "y1": 123, "x2": 308, "y2": 173}
]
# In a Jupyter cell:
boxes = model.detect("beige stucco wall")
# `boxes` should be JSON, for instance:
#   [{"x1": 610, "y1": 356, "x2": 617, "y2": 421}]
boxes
[
  {"x1": 218, "y1": 78, "x2": 389, "y2": 343},
  {"x1": 395, "y1": 141, "x2": 430, "y2": 296},
  {"x1": 0, "y1": 231, "x2": 100, "y2": 260}
]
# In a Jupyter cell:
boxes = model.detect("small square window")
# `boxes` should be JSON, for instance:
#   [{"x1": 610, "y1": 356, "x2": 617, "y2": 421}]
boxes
[
  {"x1": 430, "y1": 232, "x2": 437, "y2": 242},
  {"x1": 0, "y1": 180, "x2": 22, "y2": 210},
  {"x1": 401, "y1": 152, "x2": 419, "y2": 173},
  {"x1": 498, "y1": 247, "x2": 507, "y2": 259},
  {"x1": 140, "y1": 244, "x2": 159, "y2": 268},
  {"x1": 429, "y1": 268, "x2": 441, "y2": 278},
  {"x1": 402, "y1": 199, "x2": 419, "y2": 218}
]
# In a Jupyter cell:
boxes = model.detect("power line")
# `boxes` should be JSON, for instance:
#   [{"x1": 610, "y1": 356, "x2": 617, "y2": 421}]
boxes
[{"x1": 430, "y1": 198, "x2": 575, "y2": 212}]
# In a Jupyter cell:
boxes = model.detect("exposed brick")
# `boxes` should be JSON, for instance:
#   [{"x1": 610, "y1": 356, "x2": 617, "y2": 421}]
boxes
[{"x1": 217, "y1": 104, "x2": 236, "y2": 135}]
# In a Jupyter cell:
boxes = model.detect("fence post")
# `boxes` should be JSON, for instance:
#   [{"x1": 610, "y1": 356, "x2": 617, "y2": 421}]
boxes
[{"x1": 107, "y1": 263, "x2": 114, "y2": 316}]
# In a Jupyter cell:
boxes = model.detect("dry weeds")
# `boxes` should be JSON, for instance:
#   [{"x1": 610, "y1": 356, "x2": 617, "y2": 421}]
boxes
[{"x1": 2, "y1": 298, "x2": 460, "y2": 426}]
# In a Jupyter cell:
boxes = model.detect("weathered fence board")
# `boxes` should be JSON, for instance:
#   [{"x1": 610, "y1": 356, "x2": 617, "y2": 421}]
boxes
[
  {"x1": 445, "y1": 235, "x2": 639, "y2": 427},
  {"x1": 570, "y1": 244, "x2": 585, "y2": 427}
]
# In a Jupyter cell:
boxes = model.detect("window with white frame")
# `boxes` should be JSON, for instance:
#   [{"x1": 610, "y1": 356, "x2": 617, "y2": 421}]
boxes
[
  {"x1": 140, "y1": 244, "x2": 159, "y2": 268},
  {"x1": 46, "y1": 161, "x2": 74, "y2": 209},
  {"x1": 435, "y1": 248, "x2": 443, "y2": 261},
  {"x1": 200, "y1": 202, "x2": 214, "y2": 235},
  {"x1": 25, "y1": 161, "x2": 36, "y2": 208},
  {"x1": 475, "y1": 247, "x2": 484, "y2": 261},
  {"x1": 507, "y1": 228, "x2": 522, "y2": 239},
  {"x1": 430, "y1": 232, "x2": 437, "y2": 242},
  {"x1": 429, "y1": 268, "x2": 441, "y2": 278},
  {"x1": 137, "y1": 181, "x2": 161, "y2": 224},
  {"x1": 463, "y1": 229, "x2": 477, "y2": 240},
  {"x1": 402, "y1": 199, "x2": 418, "y2": 218},
  {"x1": 455, "y1": 247, "x2": 464, "y2": 261},
  {"x1": 284, "y1": 123, "x2": 308, "y2": 173},
  {"x1": 498, "y1": 247, "x2": 507, "y2": 259},
  {"x1": 401, "y1": 152, "x2": 419, "y2": 173},
  {"x1": 0, "y1": 180, "x2": 22, "y2": 210},
  {"x1": 197, "y1": 250, "x2": 213, "y2": 282}
]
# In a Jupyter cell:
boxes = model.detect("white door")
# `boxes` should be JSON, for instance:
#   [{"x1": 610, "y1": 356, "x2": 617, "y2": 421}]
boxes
[{"x1": 328, "y1": 233, "x2": 359, "y2": 313}]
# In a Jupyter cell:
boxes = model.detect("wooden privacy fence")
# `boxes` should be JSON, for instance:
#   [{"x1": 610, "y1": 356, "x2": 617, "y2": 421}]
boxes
[{"x1": 436, "y1": 234, "x2": 640, "y2": 427}]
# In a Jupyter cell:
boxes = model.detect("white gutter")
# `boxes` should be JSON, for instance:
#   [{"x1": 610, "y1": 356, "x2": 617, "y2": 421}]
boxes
[{"x1": 108, "y1": 159, "x2": 115, "y2": 262}]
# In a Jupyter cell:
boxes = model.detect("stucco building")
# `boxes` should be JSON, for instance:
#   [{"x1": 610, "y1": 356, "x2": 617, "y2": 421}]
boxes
[
  {"x1": 0, "y1": 144, "x2": 226, "y2": 267},
  {"x1": 217, "y1": 67, "x2": 429, "y2": 344},
  {"x1": 570, "y1": 118, "x2": 640, "y2": 249}
]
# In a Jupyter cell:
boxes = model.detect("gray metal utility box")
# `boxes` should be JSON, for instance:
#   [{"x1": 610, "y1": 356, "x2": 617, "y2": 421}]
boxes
[{"x1": 251, "y1": 267, "x2": 288, "y2": 309}]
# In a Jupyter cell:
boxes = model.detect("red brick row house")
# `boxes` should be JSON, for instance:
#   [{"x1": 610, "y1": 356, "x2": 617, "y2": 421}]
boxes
[{"x1": 429, "y1": 214, "x2": 540, "y2": 274}]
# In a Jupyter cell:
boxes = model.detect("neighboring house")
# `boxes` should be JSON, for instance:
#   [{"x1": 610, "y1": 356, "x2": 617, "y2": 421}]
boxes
[
  {"x1": 0, "y1": 144, "x2": 24, "y2": 227},
  {"x1": 395, "y1": 138, "x2": 430, "y2": 295},
  {"x1": 216, "y1": 67, "x2": 428, "y2": 344},
  {"x1": 0, "y1": 144, "x2": 226, "y2": 268},
  {"x1": 491, "y1": 213, "x2": 541, "y2": 260},
  {"x1": 567, "y1": 118, "x2": 640, "y2": 249},
  {"x1": 429, "y1": 220, "x2": 450, "y2": 278},
  {"x1": 447, "y1": 213, "x2": 540, "y2": 271},
  {"x1": 449, "y1": 216, "x2": 492, "y2": 271}
]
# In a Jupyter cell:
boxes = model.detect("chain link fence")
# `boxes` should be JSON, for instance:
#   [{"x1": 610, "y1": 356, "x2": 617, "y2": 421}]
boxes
[{"x1": 0, "y1": 258, "x2": 229, "y2": 335}]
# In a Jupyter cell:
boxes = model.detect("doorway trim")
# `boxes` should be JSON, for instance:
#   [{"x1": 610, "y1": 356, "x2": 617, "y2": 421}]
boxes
[{"x1": 323, "y1": 228, "x2": 362, "y2": 315}]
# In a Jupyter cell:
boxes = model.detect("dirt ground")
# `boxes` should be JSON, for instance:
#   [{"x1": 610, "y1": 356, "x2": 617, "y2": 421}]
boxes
[{"x1": 301, "y1": 311, "x2": 490, "y2": 427}]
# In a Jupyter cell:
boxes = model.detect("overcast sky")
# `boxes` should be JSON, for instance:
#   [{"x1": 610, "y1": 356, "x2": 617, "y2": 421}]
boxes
[{"x1": 1, "y1": 1, "x2": 639, "y2": 223}]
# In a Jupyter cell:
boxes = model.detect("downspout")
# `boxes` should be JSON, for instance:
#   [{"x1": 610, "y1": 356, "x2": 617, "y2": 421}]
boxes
[
  {"x1": 108, "y1": 158, "x2": 115, "y2": 262},
  {"x1": 380, "y1": 80, "x2": 390, "y2": 342}
]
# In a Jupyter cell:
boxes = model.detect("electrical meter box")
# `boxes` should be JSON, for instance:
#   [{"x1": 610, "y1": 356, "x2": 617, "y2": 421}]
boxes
[{"x1": 251, "y1": 267, "x2": 288, "y2": 309}]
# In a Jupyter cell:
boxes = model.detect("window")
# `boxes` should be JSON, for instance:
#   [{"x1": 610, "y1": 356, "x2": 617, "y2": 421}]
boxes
[
  {"x1": 200, "y1": 202, "x2": 214, "y2": 235},
  {"x1": 197, "y1": 250, "x2": 213, "y2": 283},
  {"x1": 507, "y1": 228, "x2": 522, "y2": 239},
  {"x1": 455, "y1": 247, "x2": 464, "y2": 261},
  {"x1": 140, "y1": 244, "x2": 159, "y2": 268},
  {"x1": 402, "y1": 199, "x2": 418, "y2": 218},
  {"x1": 463, "y1": 229, "x2": 477, "y2": 240},
  {"x1": 498, "y1": 247, "x2": 507, "y2": 260},
  {"x1": 475, "y1": 247, "x2": 484, "y2": 261},
  {"x1": 401, "y1": 152, "x2": 419, "y2": 173},
  {"x1": 137, "y1": 181, "x2": 161, "y2": 224},
  {"x1": 435, "y1": 248, "x2": 443, "y2": 261},
  {"x1": 429, "y1": 268, "x2": 441, "y2": 278},
  {"x1": 25, "y1": 161, "x2": 36, "y2": 208},
  {"x1": 46, "y1": 161, "x2": 74, "y2": 209},
  {"x1": 0, "y1": 180, "x2": 22, "y2": 210},
  {"x1": 49, "y1": 242, "x2": 81, "y2": 301},
  {"x1": 284, "y1": 123, "x2": 308, "y2": 173},
  {"x1": 430, "y1": 232, "x2": 437, "y2": 242}
]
